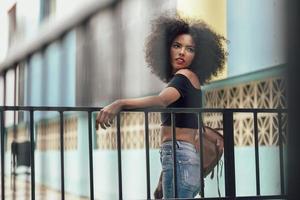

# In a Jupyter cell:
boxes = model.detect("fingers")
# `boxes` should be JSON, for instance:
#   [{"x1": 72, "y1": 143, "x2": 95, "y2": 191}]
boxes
[
  {"x1": 95, "y1": 110, "x2": 102, "y2": 130},
  {"x1": 96, "y1": 109, "x2": 115, "y2": 130}
]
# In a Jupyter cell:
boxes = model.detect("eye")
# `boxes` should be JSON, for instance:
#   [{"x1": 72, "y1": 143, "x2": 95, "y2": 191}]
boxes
[
  {"x1": 172, "y1": 43, "x2": 181, "y2": 48},
  {"x1": 186, "y1": 47, "x2": 195, "y2": 53}
]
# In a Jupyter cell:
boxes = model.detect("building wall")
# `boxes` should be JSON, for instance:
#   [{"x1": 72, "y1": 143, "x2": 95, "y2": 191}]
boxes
[
  {"x1": 0, "y1": 0, "x2": 40, "y2": 62},
  {"x1": 24, "y1": 32, "x2": 76, "y2": 108},
  {"x1": 227, "y1": 0, "x2": 287, "y2": 77},
  {"x1": 1, "y1": 0, "x2": 287, "y2": 199},
  {"x1": 5, "y1": 138, "x2": 286, "y2": 199},
  {"x1": 75, "y1": 0, "x2": 176, "y2": 106}
]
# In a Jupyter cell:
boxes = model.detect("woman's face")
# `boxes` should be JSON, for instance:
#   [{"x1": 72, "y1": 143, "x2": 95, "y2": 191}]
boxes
[{"x1": 170, "y1": 34, "x2": 195, "y2": 73}]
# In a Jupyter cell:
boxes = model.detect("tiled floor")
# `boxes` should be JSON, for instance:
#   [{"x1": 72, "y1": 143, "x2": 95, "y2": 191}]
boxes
[{"x1": 0, "y1": 176, "x2": 89, "y2": 200}]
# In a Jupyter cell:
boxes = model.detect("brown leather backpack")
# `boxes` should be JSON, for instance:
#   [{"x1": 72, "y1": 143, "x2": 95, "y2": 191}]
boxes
[{"x1": 153, "y1": 126, "x2": 224, "y2": 199}]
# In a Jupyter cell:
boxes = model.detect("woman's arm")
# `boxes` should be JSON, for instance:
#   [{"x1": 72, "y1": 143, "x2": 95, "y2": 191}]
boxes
[{"x1": 95, "y1": 87, "x2": 181, "y2": 130}]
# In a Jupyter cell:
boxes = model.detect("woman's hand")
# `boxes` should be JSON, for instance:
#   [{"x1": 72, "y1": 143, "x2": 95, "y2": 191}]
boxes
[
  {"x1": 96, "y1": 100, "x2": 122, "y2": 130},
  {"x1": 95, "y1": 92, "x2": 175, "y2": 130}
]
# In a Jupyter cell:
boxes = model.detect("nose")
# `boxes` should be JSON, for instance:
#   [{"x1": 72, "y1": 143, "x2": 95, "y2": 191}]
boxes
[{"x1": 179, "y1": 48, "x2": 185, "y2": 56}]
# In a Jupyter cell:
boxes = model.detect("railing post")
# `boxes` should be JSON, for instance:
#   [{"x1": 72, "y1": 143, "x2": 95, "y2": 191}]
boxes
[
  {"x1": 59, "y1": 111, "x2": 65, "y2": 200},
  {"x1": 88, "y1": 111, "x2": 94, "y2": 200},
  {"x1": 144, "y1": 112, "x2": 151, "y2": 199},
  {"x1": 278, "y1": 111, "x2": 285, "y2": 194},
  {"x1": 1, "y1": 71, "x2": 6, "y2": 200},
  {"x1": 197, "y1": 112, "x2": 205, "y2": 197},
  {"x1": 29, "y1": 110, "x2": 35, "y2": 200},
  {"x1": 253, "y1": 112, "x2": 261, "y2": 195},
  {"x1": 116, "y1": 113, "x2": 123, "y2": 200},
  {"x1": 59, "y1": 33, "x2": 67, "y2": 200},
  {"x1": 223, "y1": 110, "x2": 236, "y2": 198},
  {"x1": 0, "y1": 110, "x2": 5, "y2": 200},
  {"x1": 171, "y1": 112, "x2": 178, "y2": 198}
]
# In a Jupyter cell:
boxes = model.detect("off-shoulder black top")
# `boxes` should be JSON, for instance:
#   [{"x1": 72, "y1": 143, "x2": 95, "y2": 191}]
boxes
[{"x1": 161, "y1": 73, "x2": 202, "y2": 129}]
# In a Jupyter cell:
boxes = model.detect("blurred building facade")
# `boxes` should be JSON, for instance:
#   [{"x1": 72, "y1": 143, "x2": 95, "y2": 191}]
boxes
[{"x1": 0, "y1": 0, "x2": 287, "y2": 199}]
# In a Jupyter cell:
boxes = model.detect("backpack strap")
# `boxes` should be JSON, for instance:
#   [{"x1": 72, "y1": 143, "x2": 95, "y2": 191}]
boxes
[
  {"x1": 210, "y1": 169, "x2": 214, "y2": 179},
  {"x1": 216, "y1": 148, "x2": 224, "y2": 197},
  {"x1": 217, "y1": 152, "x2": 221, "y2": 197}
]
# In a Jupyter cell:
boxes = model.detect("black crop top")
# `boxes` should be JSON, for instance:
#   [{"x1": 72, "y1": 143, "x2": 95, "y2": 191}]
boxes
[{"x1": 161, "y1": 73, "x2": 202, "y2": 129}]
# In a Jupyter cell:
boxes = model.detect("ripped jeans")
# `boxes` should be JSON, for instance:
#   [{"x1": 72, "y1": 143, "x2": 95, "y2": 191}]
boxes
[{"x1": 160, "y1": 141, "x2": 201, "y2": 199}]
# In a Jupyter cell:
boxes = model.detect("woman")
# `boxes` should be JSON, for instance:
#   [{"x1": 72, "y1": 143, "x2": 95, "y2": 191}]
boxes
[{"x1": 95, "y1": 15, "x2": 227, "y2": 198}]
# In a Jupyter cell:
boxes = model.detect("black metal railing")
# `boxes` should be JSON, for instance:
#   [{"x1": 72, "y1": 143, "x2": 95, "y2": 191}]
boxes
[
  {"x1": 0, "y1": 106, "x2": 287, "y2": 200},
  {"x1": 0, "y1": 0, "x2": 119, "y2": 197},
  {"x1": 0, "y1": 0, "x2": 288, "y2": 199}
]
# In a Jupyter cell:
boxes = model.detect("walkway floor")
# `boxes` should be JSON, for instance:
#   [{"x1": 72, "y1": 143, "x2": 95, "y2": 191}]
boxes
[{"x1": 0, "y1": 176, "x2": 88, "y2": 200}]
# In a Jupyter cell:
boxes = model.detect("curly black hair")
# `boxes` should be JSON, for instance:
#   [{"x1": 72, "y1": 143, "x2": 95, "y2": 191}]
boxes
[{"x1": 145, "y1": 15, "x2": 227, "y2": 84}]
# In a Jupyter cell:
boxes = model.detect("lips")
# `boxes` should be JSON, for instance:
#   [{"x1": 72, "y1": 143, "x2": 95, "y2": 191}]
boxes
[{"x1": 175, "y1": 58, "x2": 185, "y2": 64}]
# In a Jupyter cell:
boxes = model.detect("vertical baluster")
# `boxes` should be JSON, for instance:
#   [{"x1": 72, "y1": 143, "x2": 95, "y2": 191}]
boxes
[
  {"x1": 171, "y1": 112, "x2": 177, "y2": 198},
  {"x1": 12, "y1": 66, "x2": 18, "y2": 196},
  {"x1": 1, "y1": 110, "x2": 5, "y2": 200},
  {"x1": 116, "y1": 113, "x2": 123, "y2": 200},
  {"x1": 253, "y1": 112, "x2": 261, "y2": 195},
  {"x1": 197, "y1": 112, "x2": 205, "y2": 197},
  {"x1": 12, "y1": 66, "x2": 17, "y2": 198},
  {"x1": 223, "y1": 110, "x2": 236, "y2": 198},
  {"x1": 278, "y1": 112, "x2": 285, "y2": 194},
  {"x1": 59, "y1": 33, "x2": 67, "y2": 200},
  {"x1": 144, "y1": 112, "x2": 151, "y2": 199},
  {"x1": 1, "y1": 71, "x2": 6, "y2": 200},
  {"x1": 59, "y1": 111, "x2": 65, "y2": 200},
  {"x1": 88, "y1": 111, "x2": 94, "y2": 200},
  {"x1": 29, "y1": 110, "x2": 35, "y2": 200}
]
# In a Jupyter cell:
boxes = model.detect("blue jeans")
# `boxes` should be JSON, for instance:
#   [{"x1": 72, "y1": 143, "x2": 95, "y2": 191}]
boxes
[{"x1": 160, "y1": 141, "x2": 201, "y2": 199}]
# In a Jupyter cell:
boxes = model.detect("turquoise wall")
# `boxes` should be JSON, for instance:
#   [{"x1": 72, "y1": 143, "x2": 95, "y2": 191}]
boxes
[
  {"x1": 24, "y1": 31, "x2": 76, "y2": 119},
  {"x1": 227, "y1": 0, "x2": 286, "y2": 77},
  {"x1": 5, "y1": 146, "x2": 285, "y2": 199},
  {"x1": 4, "y1": 112, "x2": 286, "y2": 199},
  {"x1": 24, "y1": 31, "x2": 76, "y2": 121}
]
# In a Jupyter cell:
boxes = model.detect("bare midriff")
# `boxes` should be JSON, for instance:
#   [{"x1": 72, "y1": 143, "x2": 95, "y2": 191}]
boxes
[{"x1": 161, "y1": 126, "x2": 197, "y2": 145}]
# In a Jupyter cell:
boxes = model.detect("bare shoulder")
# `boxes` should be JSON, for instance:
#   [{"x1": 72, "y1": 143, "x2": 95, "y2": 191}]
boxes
[{"x1": 175, "y1": 69, "x2": 201, "y2": 89}]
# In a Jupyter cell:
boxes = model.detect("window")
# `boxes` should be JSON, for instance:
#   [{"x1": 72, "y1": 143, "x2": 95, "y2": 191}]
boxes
[
  {"x1": 40, "y1": 0, "x2": 56, "y2": 22},
  {"x1": 8, "y1": 4, "x2": 17, "y2": 46}
]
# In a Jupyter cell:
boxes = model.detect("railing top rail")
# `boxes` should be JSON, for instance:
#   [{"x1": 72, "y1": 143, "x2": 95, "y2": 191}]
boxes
[
  {"x1": 0, "y1": 0, "x2": 118, "y2": 73},
  {"x1": 0, "y1": 106, "x2": 288, "y2": 113}
]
